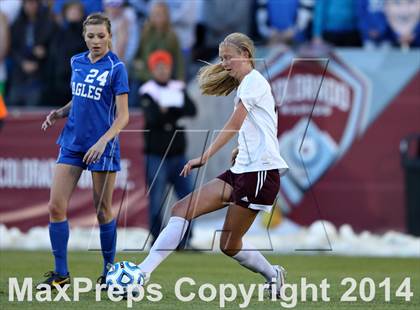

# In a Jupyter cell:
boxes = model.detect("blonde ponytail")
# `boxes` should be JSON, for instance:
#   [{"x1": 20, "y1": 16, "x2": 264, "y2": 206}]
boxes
[{"x1": 198, "y1": 63, "x2": 239, "y2": 96}]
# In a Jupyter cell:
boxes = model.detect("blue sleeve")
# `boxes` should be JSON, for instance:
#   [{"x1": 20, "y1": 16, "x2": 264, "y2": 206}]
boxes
[
  {"x1": 112, "y1": 63, "x2": 130, "y2": 96},
  {"x1": 82, "y1": 0, "x2": 103, "y2": 15},
  {"x1": 313, "y1": 0, "x2": 327, "y2": 37},
  {"x1": 356, "y1": 0, "x2": 369, "y2": 41},
  {"x1": 53, "y1": 0, "x2": 66, "y2": 14},
  {"x1": 413, "y1": 22, "x2": 420, "y2": 47}
]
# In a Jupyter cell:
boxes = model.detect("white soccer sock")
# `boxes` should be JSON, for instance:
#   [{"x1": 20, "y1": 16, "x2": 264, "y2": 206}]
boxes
[
  {"x1": 232, "y1": 241, "x2": 276, "y2": 282},
  {"x1": 138, "y1": 216, "x2": 189, "y2": 274}
]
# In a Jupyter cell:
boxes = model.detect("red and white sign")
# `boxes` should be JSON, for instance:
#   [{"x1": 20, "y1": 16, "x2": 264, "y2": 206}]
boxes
[{"x1": 0, "y1": 112, "x2": 148, "y2": 231}]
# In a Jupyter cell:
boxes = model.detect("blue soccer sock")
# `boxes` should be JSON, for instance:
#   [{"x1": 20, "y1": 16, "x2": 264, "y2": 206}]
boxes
[
  {"x1": 99, "y1": 218, "x2": 117, "y2": 276},
  {"x1": 49, "y1": 220, "x2": 70, "y2": 277}
]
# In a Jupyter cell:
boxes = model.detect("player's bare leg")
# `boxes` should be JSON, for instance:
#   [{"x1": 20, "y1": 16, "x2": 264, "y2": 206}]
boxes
[
  {"x1": 219, "y1": 203, "x2": 258, "y2": 256},
  {"x1": 39, "y1": 164, "x2": 83, "y2": 290},
  {"x1": 172, "y1": 178, "x2": 233, "y2": 219},
  {"x1": 138, "y1": 179, "x2": 233, "y2": 275},
  {"x1": 49, "y1": 164, "x2": 83, "y2": 222},
  {"x1": 221, "y1": 203, "x2": 285, "y2": 299},
  {"x1": 92, "y1": 171, "x2": 116, "y2": 224}
]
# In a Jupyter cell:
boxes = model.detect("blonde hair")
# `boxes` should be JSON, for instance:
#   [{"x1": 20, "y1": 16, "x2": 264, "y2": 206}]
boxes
[
  {"x1": 198, "y1": 33, "x2": 255, "y2": 96},
  {"x1": 83, "y1": 13, "x2": 112, "y2": 49}
]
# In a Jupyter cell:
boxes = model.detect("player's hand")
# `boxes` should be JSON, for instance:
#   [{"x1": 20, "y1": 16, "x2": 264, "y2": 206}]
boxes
[
  {"x1": 33, "y1": 45, "x2": 46, "y2": 59},
  {"x1": 180, "y1": 157, "x2": 206, "y2": 177},
  {"x1": 22, "y1": 60, "x2": 38, "y2": 74},
  {"x1": 83, "y1": 138, "x2": 107, "y2": 165},
  {"x1": 41, "y1": 110, "x2": 61, "y2": 131},
  {"x1": 231, "y1": 147, "x2": 239, "y2": 166},
  {"x1": 399, "y1": 33, "x2": 414, "y2": 47},
  {"x1": 312, "y1": 36, "x2": 324, "y2": 46}
]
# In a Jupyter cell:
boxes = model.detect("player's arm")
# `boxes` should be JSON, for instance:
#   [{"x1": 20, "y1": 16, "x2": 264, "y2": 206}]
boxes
[
  {"x1": 57, "y1": 100, "x2": 72, "y2": 118},
  {"x1": 83, "y1": 93, "x2": 129, "y2": 164},
  {"x1": 203, "y1": 102, "x2": 247, "y2": 160},
  {"x1": 180, "y1": 101, "x2": 248, "y2": 176},
  {"x1": 41, "y1": 100, "x2": 72, "y2": 131},
  {"x1": 99, "y1": 93, "x2": 129, "y2": 142}
]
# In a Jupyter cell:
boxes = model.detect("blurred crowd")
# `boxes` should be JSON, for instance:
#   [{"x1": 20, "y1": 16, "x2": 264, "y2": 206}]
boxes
[{"x1": 0, "y1": 0, "x2": 419, "y2": 108}]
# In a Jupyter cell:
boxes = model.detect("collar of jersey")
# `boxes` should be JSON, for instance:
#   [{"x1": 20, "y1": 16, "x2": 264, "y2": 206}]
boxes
[{"x1": 84, "y1": 50, "x2": 112, "y2": 64}]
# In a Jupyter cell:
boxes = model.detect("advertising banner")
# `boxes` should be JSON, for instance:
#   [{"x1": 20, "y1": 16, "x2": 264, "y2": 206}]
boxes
[{"x1": 0, "y1": 112, "x2": 148, "y2": 231}]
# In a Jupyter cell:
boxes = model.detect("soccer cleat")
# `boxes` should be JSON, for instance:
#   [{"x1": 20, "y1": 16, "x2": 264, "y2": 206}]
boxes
[
  {"x1": 96, "y1": 275, "x2": 108, "y2": 291},
  {"x1": 265, "y1": 265, "x2": 286, "y2": 299},
  {"x1": 97, "y1": 262, "x2": 114, "y2": 291},
  {"x1": 37, "y1": 271, "x2": 70, "y2": 290}
]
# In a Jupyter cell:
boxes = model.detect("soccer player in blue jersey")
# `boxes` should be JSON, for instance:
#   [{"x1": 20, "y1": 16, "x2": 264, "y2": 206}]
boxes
[{"x1": 39, "y1": 13, "x2": 129, "y2": 289}]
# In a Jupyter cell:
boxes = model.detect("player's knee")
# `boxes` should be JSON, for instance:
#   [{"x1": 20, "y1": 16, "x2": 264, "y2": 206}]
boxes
[
  {"x1": 95, "y1": 203, "x2": 113, "y2": 224},
  {"x1": 48, "y1": 200, "x2": 66, "y2": 220},
  {"x1": 171, "y1": 201, "x2": 190, "y2": 219},
  {"x1": 219, "y1": 233, "x2": 239, "y2": 257},
  {"x1": 94, "y1": 197, "x2": 111, "y2": 211},
  {"x1": 220, "y1": 243, "x2": 238, "y2": 257},
  {"x1": 93, "y1": 194, "x2": 107, "y2": 209}
]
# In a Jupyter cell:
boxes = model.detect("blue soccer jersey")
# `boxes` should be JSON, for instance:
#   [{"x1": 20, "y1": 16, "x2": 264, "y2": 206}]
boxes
[{"x1": 57, "y1": 51, "x2": 129, "y2": 160}]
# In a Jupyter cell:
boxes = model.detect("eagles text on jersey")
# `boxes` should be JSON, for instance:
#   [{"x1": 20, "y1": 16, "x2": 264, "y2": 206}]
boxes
[{"x1": 56, "y1": 51, "x2": 129, "y2": 157}]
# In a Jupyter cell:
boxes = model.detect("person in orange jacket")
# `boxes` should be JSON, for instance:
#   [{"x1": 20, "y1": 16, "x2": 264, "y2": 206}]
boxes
[{"x1": 0, "y1": 94, "x2": 8, "y2": 131}]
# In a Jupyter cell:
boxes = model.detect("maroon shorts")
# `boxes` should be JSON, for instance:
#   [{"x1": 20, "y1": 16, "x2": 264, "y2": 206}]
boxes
[{"x1": 217, "y1": 169, "x2": 280, "y2": 212}]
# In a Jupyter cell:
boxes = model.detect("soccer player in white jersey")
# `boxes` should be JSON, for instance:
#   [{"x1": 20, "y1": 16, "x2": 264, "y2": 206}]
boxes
[
  {"x1": 138, "y1": 32, "x2": 289, "y2": 298},
  {"x1": 39, "y1": 13, "x2": 129, "y2": 289}
]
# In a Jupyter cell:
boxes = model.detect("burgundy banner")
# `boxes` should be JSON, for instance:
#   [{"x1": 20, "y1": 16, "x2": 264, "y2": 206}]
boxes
[{"x1": 0, "y1": 111, "x2": 148, "y2": 231}]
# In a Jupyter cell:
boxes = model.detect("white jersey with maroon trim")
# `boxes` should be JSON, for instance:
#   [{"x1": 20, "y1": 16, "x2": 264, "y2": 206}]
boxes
[{"x1": 231, "y1": 69, "x2": 288, "y2": 174}]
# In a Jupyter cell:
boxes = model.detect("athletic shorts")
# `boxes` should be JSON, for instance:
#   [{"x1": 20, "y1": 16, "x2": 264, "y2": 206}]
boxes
[
  {"x1": 56, "y1": 146, "x2": 120, "y2": 172},
  {"x1": 217, "y1": 169, "x2": 280, "y2": 213}
]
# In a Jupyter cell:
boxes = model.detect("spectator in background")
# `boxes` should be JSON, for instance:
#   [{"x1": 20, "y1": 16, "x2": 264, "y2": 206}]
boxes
[
  {"x1": 295, "y1": 0, "x2": 315, "y2": 42},
  {"x1": 253, "y1": 0, "x2": 314, "y2": 45},
  {"x1": 139, "y1": 50, "x2": 196, "y2": 247},
  {"x1": 52, "y1": 0, "x2": 102, "y2": 24},
  {"x1": 356, "y1": 0, "x2": 390, "y2": 48},
  {"x1": 384, "y1": 0, "x2": 420, "y2": 48},
  {"x1": 127, "y1": 0, "x2": 149, "y2": 26},
  {"x1": 124, "y1": 0, "x2": 149, "y2": 107},
  {"x1": 0, "y1": 12, "x2": 10, "y2": 96},
  {"x1": 312, "y1": 0, "x2": 361, "y2": 47},
  {"x1": 191, "y1": 0, "x2": 207, "y2": 73},
  {"x1": 152, "y1": 0, "x2": 197, "y2": 79},
  {"x1": 7, "y1": 0, "x2": 55, "y2": 106},
  {"x1": 0, "y1": 94, "x2": 7, "y2": 131},
  {"x1": 259, "y1": 0, "x2": 298, "y2": 45},
  {"x1": 104, "y1": 0, "x2": 139, "y2": 66},
  {"x1": 0, "y1": 0, "x2": 22, "y2": 25},
  {"x1": 1, "y1": 0, "x2": 21, "y2": 103},
  {"x1": 133, "y1": 1, "x2": 184, "y2": 83},
  {"x1": 249, "y1": 0, "x2": 265, "y2": 43},
  {"x1": 45, "y1": 0, "x2": 86, "y2": 107},
  {"x1": 198, "y1": 0, "x2": 252, "y2": 60}
]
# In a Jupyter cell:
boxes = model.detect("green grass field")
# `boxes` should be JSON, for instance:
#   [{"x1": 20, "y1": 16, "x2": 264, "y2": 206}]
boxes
[{"x1": 0, "y1": 251, "x2": 419, "y2": 309}]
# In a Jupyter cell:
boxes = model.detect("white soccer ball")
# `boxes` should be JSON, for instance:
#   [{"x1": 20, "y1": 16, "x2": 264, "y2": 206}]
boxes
[{"x1": 106, "y1": 261, "x2": 145, "y2": 296}]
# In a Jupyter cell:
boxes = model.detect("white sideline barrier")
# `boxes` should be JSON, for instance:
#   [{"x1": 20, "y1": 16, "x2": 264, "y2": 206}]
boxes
[{"x1": 1, "y1": 221, "x2": 419, "y2": 257}]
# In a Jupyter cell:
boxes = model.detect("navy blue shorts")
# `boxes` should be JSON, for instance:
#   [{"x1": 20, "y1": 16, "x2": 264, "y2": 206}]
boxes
[
  {"x1": 56, "y1": 146, "x2": 120, "y2": 172},
  {"x1": 217, "y1": 169, "x2": 280, "y2": 213}
]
